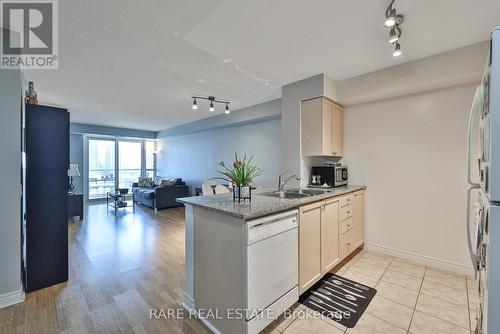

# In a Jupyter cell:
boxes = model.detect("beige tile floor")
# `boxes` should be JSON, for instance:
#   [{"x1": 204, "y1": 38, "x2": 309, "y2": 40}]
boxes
[{"x1": 266, "y1": 249, "x2": 477, "y2": 334}]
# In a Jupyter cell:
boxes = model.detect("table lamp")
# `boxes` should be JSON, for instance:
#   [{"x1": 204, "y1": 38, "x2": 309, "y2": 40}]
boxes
[{"x1": 68, "y1": 163, "x2": 81, "y2": 194}]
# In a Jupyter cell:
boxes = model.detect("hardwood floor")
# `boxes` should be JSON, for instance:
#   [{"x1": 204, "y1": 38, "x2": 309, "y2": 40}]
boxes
[{"x1": 0, "y1": 203, "x2": 210, "y2": 334}]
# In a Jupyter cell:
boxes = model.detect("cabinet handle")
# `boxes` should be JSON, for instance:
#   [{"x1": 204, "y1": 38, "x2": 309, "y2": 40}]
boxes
[{"x1": 332, "y1": 152, "x2": 337, "y2": 155}]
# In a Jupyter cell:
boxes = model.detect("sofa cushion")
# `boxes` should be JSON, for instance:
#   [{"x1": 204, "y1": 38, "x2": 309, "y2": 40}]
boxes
[{"x1": 137, "y1": 189, "x2": 155, "y2": 200}]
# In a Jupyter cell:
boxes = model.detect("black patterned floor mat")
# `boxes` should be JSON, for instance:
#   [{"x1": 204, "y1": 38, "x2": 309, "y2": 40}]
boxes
[{"x1": 299, "y1": 273, "x2": 377, "y2": 328}]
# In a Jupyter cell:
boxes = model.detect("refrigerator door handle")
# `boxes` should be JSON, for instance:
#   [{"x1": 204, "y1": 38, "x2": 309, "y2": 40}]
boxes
[
  {"x1": 467, "y1": 185, "x2": 480, "y2": 279},
  {"x1": 467, "y1": 86, "x2": 482, "y2": 187}
]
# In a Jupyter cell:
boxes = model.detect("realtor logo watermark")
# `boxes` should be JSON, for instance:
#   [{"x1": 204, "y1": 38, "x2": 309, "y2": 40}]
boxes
[{"x1": 1, "y1": 0, "x2": 58, "y2": 69}]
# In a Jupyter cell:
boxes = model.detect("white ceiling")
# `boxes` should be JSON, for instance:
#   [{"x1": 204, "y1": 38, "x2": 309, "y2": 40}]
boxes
[{"x1": 25, "y1": 0, "x2": 500, "y2": 131}]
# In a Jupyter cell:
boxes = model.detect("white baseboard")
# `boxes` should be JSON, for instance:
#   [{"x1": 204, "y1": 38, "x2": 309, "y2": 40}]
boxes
[
  {"x1": 364, "y1": 242, "x2": 474, "y2": 277},
  {"x1": 0, "y1": 289, "x2": 25, "y2": 309}
]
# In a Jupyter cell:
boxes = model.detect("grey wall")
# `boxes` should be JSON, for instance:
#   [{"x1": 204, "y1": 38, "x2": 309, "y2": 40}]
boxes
[
  {"x1": 157, "y1": 99, "x2": 281, "y2": 138},
  {"x1": 70, "y1": 134, "x2": 84, "y2": 193},
  {"x1": 157, "y1": 118, "x2": 282, "y2": 195},
  {"x1": 281, "y1": 74, "x2": 335, "y2": 187},
  {"x1": 70, "y1": 123, "x2": 156, "y2": 139},
  {"x1": 0, "y1": 66, "x2": 22, "y2": 297}
]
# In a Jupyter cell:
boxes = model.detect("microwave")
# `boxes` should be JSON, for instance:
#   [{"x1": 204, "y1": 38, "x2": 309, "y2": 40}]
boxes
[{"x1": 310, "y1": 166, "x2": 348, "y2": 187}]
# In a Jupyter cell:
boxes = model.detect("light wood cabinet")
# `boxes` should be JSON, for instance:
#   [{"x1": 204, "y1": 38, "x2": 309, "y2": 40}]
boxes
[
  {"x1": 299, "y1": 190, "x2": 365, "y2": 295},
  {"x1": 321, "y1": 199, "x2": 340, "y2": 273},
  {"x1": 351, "y1": 191, "x2": 365, "y2": 249},
  {"x1": 301, "y1": 97, "x2": 343, "y2": 157},
  {"x1": 299, "y1": 202, "x2": 322, "y2": 293}
]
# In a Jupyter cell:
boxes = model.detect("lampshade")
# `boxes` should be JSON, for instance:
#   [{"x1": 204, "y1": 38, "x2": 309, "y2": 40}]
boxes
[{"x1": 68, "y1": 163, "x2": 81, "y2": 177}]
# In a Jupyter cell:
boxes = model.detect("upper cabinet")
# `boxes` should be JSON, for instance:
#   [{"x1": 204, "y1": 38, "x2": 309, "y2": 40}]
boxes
[{"x1": 301, "y1": 97, "x2": 343, "y2": 157}]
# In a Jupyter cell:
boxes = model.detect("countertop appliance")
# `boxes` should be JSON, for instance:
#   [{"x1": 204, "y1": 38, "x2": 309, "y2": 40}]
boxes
[
  {"x1": 245, "y1": 210, "x2": 299, "y2": 334},
  {"x1": 310, "y1": 165, "x2": 348, "y2": 187},
  {"x1": 467, "y1": 26, "x2": 500, "y2": 334}
]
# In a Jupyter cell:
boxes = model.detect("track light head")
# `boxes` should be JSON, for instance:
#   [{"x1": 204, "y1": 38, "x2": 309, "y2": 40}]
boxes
[
  {"x1": 388, "y1": 27, "x2": 400, "y2": 44},
  {"x1": 225, "y1": 103, "x2": 230, "y2": 114},
  {"x1": 393, "y1": 43, "x2": 402, "y2": 57},
  {"x1": 192, "y1": 98, "x2": 198, "y2": 110},
  {"x1": 384, "y1": 15, "x2": 396, "y2": 28}
]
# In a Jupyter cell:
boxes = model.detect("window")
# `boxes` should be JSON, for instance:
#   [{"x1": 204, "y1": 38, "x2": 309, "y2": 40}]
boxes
[
  {"x1": 118, "y1": 141, "x2": 142, "y2": 190},
  {"x1": 145, "y1": 141, "x2": 156, "y2": 178},
  {"x1": 88, "y1": 139, "x2": 116, "y2": 199},
  {"x1": 86, "y1": 138, "x2": 156, "y2": 200}
]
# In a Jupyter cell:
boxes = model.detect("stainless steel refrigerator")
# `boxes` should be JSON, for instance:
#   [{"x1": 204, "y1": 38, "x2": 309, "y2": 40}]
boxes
[{"x1": 467, "y1": 26, "x2": 500, "y2": 334}]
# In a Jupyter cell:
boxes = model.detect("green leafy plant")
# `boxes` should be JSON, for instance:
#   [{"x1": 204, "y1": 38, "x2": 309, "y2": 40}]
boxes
[{"x1": 214, "y1": 153, "x2": 263, "y2": 187}]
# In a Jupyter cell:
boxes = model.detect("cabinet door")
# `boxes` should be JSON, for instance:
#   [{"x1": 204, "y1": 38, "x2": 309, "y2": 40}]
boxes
[
  {"x1": 321, "y1": 199, "x2": 340, "y2": 273},
  {"x1": 351, "y1": 191, "x2": 365, "y2": 248},
  {"x1": 339, "y1": 230, "x2": 352, "y2": 260},
  {"x1": 301, "y1": 98, "x2": 323, "y2": 156},
  {"x1": 321, "y1": 99, "x2": 333, "y2": 156},
  {"x1": 299, "y1": 202, "x2": 322, "y2": 294},
  {"x1": 331, "y1": 103, "x2": 343, "y2": 157}
]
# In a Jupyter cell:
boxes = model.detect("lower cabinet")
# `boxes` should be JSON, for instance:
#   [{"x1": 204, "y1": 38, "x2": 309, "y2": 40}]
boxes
[
  {"x1": 299, "y1": 190, "x2": 365, "y2": 295},
  {"x1": 351, "y1": 190, "x2": 365, "y2": 248},
  {"x1": 321, "y1": 198, "x2": 340, "y2": 273},
  {"x1": 299, "y1": 202, "x2": 322, "y2": 293}
]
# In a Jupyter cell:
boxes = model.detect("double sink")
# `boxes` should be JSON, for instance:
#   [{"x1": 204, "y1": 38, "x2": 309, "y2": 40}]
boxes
[{"x1": 259, "y1": 188, "x2": 332, "y2": 199}]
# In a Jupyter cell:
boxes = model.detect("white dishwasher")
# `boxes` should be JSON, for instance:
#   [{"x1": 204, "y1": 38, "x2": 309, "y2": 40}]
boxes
[{"x1": 245, "y1": 209, "x2": 299, "y2": 334}]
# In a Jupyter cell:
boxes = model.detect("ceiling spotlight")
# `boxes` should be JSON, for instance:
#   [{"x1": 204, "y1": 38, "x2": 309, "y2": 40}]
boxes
[
  {"x1": 384, "y1": 13, "x2": 396, "y2": 28},
  {"x1": 209, "y1": 101, "x2": 215, "y2": 112},
  {"x1": 388, "y1": 26, "x2": 400, "y2": 44},
  {"x1": 393, "y1": 43, "x2": 402, "y2": 57},
  {"x1": 192, "y1": 98, "x2": 198, "y2": 110},
  {"x1": 225, "y1": 103, "x2": 230, "y2": 114}
]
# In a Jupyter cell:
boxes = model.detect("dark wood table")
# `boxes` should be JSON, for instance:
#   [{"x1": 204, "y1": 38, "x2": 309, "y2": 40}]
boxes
[{"x1": 68, "y1": 192, "x2": 84, "y2": 220}]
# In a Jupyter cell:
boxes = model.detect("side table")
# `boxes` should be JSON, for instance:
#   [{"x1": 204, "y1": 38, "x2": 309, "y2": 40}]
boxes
[{"x1": 68, "y1": 192, "x2": 84, "y2": 220}]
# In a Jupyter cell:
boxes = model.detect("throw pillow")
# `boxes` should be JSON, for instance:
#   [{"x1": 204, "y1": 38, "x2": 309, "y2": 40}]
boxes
[
  {"x1": 153, "y1": 176, "x2": 163, "y2": 186},
  {"x1": 160, "y1": 179, "x2": 175, "y2": 186},
  {"x1": 138, "y1": 177, "x2": 153, "y2": 187}
]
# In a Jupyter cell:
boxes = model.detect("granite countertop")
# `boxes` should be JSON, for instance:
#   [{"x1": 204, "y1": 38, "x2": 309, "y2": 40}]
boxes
[{"x1": 177, "y1": 185, "x2": 366, "y2": 220}]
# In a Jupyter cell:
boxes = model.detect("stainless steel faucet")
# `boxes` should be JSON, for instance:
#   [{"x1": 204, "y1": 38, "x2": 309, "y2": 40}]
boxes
[{"x1": 278, "y1": 171, "x2": 301, "y2": 192}]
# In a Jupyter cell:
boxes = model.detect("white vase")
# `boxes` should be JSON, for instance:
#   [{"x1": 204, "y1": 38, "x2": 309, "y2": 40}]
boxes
[{"x1": 240, "y1": 186, "x2": 250, "y2": 198}]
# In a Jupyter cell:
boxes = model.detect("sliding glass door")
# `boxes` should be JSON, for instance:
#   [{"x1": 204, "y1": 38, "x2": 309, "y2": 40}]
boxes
[
  {"x1": 118, "y1": 141, "x2": 142, "y2": 190},
  {"x1": 88, "y1": 139, "x2": 116, "y2": 199},
  {"x1": 87, "y1": 138, "x2": 156, "y2": 200}
]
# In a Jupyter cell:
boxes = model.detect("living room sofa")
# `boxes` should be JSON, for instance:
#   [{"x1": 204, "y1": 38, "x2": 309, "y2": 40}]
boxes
[{"x1": 132, "y1": 178, "x2": 188, "y2": 210}]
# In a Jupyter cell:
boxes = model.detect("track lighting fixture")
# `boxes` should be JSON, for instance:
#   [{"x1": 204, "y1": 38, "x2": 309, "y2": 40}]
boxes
[
  {"x1": 384, "y1": 0, "x2": 404, "y2": 57},
  {"x1": 191, "y1": 95, "x2": 230, "y2": 114}
]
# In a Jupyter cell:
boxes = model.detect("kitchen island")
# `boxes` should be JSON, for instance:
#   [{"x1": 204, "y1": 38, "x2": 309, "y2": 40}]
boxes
[{"x1": 177, "y1": 185, "x2": 366, "y2": 334}]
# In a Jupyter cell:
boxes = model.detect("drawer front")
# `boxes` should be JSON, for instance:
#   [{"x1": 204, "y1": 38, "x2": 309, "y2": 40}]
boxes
[
  {"x1": 339, "y1": 217, "x2": 353, "y2": 234},
  {"x1": 339, "y1": 205, "x2": 353, "y2": 221},
  {"x1": 340, "y1": 194, "x2": 354, "y2": 207}
]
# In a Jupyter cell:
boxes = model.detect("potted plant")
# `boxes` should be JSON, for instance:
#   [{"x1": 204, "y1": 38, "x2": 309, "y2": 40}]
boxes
[{"x1": 214, "y1": 153, "x2": 263, "y2": 202}]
